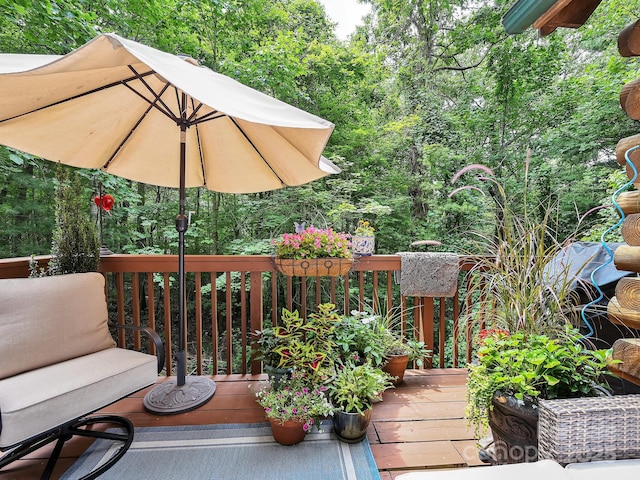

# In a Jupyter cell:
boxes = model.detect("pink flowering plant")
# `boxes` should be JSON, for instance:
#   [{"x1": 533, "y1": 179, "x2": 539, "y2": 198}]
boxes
[
  {"x1": 273, "y1": 225, "x2": 351, "y2": 259},
  {"x1": 253, "y1": 372, "x2": 337, "y2": 431}
]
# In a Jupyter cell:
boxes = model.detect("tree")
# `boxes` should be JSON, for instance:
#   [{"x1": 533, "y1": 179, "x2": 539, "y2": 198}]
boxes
[{"x1": 49, "y1": 166, "x2": 100, "y2": 274}]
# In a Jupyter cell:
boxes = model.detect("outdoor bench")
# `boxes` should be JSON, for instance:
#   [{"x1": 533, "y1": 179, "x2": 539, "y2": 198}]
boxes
[{"x1": 0, "y1": 272, "x2": 163, "y2": 479}]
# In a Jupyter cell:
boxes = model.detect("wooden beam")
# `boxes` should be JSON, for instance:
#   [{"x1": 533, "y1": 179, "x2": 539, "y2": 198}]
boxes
[
  {"x1": 533, "y1": 0, "x2": 574, "y2": 28},
  {"x1": 533, "y1": 0, "x2": 603, "y2": 36}
]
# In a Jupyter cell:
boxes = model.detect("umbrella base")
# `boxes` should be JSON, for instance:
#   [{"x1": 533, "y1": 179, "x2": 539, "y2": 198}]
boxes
[{"x1": 143, "y1": 376, "x2": 216, "y2": 415}]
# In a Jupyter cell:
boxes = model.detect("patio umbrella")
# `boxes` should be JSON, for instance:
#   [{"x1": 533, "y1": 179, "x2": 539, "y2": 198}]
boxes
[{"x1": 0, "y1": 33, "x2": 337, "y2": 414}]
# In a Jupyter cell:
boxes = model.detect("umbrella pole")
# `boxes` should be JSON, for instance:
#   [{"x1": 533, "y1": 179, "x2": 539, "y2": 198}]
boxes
[{"x1": 143, "y1": 115, "x2": 216, "y2": 415}]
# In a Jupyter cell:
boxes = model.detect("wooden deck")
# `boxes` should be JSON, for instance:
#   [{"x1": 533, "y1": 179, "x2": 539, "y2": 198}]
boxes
[{"x1": 5, "y1": 368, "x2": 486, "y2": 479}]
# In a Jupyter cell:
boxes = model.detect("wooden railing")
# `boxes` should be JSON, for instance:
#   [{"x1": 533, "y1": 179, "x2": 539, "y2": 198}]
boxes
[{"x1": 0, "y1": 254, "x2": 477, "y2": 375}]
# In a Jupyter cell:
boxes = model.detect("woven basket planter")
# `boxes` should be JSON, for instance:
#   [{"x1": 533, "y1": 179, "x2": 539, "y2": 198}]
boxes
[
  {"x1": 538, "y1": 395, "x2": 640, "y2": 465},
  {"x1": 271, "y1": 257, "x2": 353, "y2": 277}
]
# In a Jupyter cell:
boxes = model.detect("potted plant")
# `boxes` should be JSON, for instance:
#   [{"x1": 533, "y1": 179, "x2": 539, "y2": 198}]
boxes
[
  {"x1": 351, "y1": 220, "x2": 375, "y2": 256},
  {"x1": 450, "y1": 161, "x2": 616, "y2": 463},
  {"x1": 327, "y1": 361, "x2": 394, "y2": 443},
  {"x1": 380, "y1": 333, "x2": 431, "y2": 385},
  {"x1": 330, "y1": 310, "x2": 388, "y2": 367},
  {"x1": 271, "y1": 224, "x2": 352, "y2": 276},
  {"x1": 253, "y1": 304, "x2": 340, "y2": 385},
  {"x1": 466, "y1": 327, "x2": 614, "y2": 464},
  {"x1": 338, "y1": 308, "x2": 431, "y2": 385},
  {"x1": 253, "y1": 372, "x2": 336, "y2": 445},
  {"x1": 272, "y1": 304, "x2": 339, "y2": 384},
  {"x1": 251, "y1": 325, "x2": 292, "y2": 387}
]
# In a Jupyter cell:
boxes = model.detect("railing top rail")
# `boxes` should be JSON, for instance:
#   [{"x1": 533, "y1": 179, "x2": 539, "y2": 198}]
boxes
[{"x1": 0, "y1": 253, "x2": 477, "y2": 278}]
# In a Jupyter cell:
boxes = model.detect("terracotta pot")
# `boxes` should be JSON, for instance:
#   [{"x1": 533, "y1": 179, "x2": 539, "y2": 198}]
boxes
[
  {"x1": 382, "y1": 354, "x2": 409, "y2": 385},
  {"x1": 333, "y1": 408, "x2": 372, "y2": 443},
  {"x1": 268, "y1": 418, "x2": 307, "y2": 446},
  {"x1": 488, "y1": 391, "x2": 538, "y2": 464}
]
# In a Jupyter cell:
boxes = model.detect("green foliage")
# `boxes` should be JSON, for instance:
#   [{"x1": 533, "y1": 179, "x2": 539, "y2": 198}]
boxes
[
  {"x1": 465, "y1": 328, "x2": 615, "y2": 436},
  {"x1": 331, "y1": 312, "x2": 388, "y2": 366},
  {"x1": 1, "y1": 1, "x2": 639, "y2": 268},
  {"x1": 49, "y1": 166, "x2": 100, "y2": 274},
  {"x1": 255, "y1": 303, "x2": 341, "y2": 382},
  {"x1": 253, "y1": 372, "x2": 336, "y2": 432},
  {"x1": 328, "y1": 361, "x2": 394, "y2": 414},
  {"x1": 0, "y1": 148, "x2": 56, "y2": 258}
]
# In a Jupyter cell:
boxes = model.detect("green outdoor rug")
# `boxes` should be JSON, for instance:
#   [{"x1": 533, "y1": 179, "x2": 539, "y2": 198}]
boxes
[{"x1": 61, "y1": 422, "x2": 382, "y2": 480}]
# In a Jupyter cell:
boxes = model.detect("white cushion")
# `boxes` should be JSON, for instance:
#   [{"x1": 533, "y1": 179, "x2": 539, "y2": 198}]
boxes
[
  {"x1": 565, "y1": 458, "x2": 640, "y2": 479},
  {"x1": 394, "y1": 460, "x2": 569, "y2": 479},
  {"x1": 0, "y1": 347, "x2": 157, "y2": 448}
]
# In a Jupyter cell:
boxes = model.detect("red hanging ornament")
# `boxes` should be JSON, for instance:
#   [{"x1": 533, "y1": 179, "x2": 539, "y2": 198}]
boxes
[
  {"x1": 94, "y1": 194, "x2": 115, "y2": 211},
  {"x1": 101, "y1": 194, "x2": 114, "y2": 211}
]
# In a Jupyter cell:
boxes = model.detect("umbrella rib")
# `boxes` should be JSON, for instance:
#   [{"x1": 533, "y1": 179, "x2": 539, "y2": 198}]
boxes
[
  {"x1": 187, "y1": 102, "x2": 205, "y2": 123},
  {"x1": 228, "y1": 116, "x2": 286, "y2": 187},
  {"x1": 192, "y1": 110, "x2": 226, "y2": 125},
  {"x1": 102, "y1": 101, "x2": 156, "y2": 170},
  {"x1": 189, "y1": 96, "x2": 207, "y2": 188},
  {"x1": 121, "y1": 77, "x2": 176, "y2": 124},
  {"x1": 126, "y1": 66, "x2": 179, "y2": 123},
  {"x1": 0, "y1": 70, "x2": 156, "y2": 124}
]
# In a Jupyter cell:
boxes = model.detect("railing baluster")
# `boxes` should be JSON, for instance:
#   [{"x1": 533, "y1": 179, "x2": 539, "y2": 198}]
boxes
[
  {"x1": 195, "y1": 272, "x2": 203, "y2": 375},
  {"x1": 240, "y1": 271, "x2": 247, "y2": 375},
  {"x1": 147, "y1": 272, "x2": 156, "y2": 357},
  {"x1": 132, "y1": 272, "x2": 141, "y2": 350},
  {"x1": 116, "y1": 272, "x2": 125, "y2": 347},
  {"x1": 372, "y1": 270, "x2": 379, "y2": 313},
  {"x1": 422, "y1": 297, "x2": 435, "y2": 368},
  {"x1": 386, "y1": 270, "x2": 393, "y2": 313},
  {"x1": 271, "y1": 273, "x2": 278, "y2": 326},
  {"x1": 344, "y1": 273, "x2": 350, "y2": 315},
  {"x1": 163, "y1": 272, "x2": 172, "y2": 376},
  {"x1": 439, "y1": 298, "x2": 446, "y2": 368},
  {"x1": 250, "y1": 271, "x2": 263, "y2": 375},
  {"x1": 210, "y1": 271, "x2": 218, "y2": 375},
  {"x1": 452, "y1": 283, "x2": 460, "y2": 368},
  {"x1": 465, "y1": 273, "x2": 473, "y2": 365},
  {"x1": 225, "y1": 271, "x2": 232, "y2": 375}
]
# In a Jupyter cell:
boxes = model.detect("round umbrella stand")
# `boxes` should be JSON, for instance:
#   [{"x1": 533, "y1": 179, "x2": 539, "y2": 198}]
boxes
[{"x1": 143, "y1": 376, "x2": 216, "y2": 415}]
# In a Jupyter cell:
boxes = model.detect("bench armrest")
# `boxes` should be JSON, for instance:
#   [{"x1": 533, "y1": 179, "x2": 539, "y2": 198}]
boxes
[{"x1": 111, "y1": 324, "x2": 165, "y2": 374}]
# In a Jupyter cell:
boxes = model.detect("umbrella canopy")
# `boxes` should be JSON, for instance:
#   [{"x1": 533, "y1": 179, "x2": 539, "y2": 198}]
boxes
[
  {"x1": 0, "y1": 33, "x2": 337, "y2": 414},
  {"x1": 0, "y1": 33, "x2": 337, "y2": 192}
]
